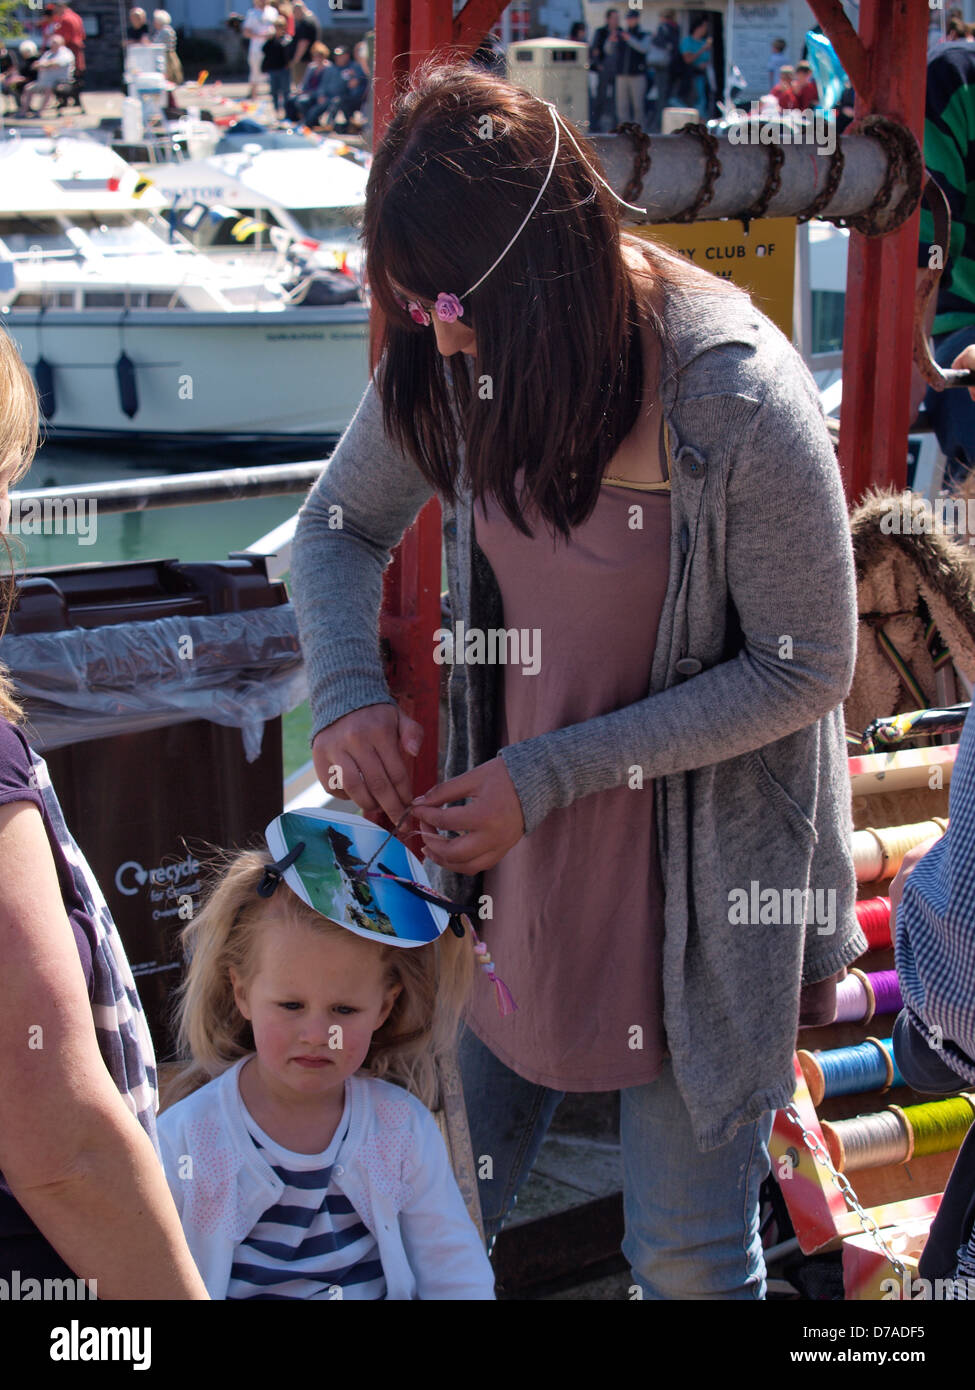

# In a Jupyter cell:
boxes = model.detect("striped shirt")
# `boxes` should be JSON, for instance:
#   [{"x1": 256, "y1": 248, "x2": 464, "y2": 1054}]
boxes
[
  {"x1": 895, "y1": 700, "x2": 975, "y2": 1086},
  {"x1": 227, "y1": 1083, "x2": 386, "y2": 1300},
  {"x1": 917, "y1": 41, "x2": 975, "y2": 338}
]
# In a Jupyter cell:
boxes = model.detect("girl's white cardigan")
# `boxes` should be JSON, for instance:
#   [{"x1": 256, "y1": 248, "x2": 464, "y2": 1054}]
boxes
[{"x1": 157, "y1": 1056, "x2": 496, "y2": 1300}]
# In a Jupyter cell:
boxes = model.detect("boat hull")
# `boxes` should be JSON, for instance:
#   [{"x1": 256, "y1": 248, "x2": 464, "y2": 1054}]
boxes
[{"x1": 2, "y1": 307, "x2": 370, "y2": 440}]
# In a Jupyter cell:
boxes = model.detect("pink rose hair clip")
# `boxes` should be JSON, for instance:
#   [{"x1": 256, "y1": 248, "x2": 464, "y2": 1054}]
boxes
[
  {"x1": 392, "y1": 99, "x2": 647, "y2": 329},
  {"x1": 398, "y1": 292, "x2": 465, "y2": 326}
]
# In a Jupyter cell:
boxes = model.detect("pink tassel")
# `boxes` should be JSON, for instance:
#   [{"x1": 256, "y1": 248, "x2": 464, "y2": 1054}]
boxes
[
  {"x1": 471, "y1": 931, "x2": 518, "y2": 1016},
  {"x1": 491, "y1": 973, "x2": 518, "y2": 1016}
]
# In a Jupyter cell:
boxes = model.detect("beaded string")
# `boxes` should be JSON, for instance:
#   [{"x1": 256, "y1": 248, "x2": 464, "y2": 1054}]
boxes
[
  {"x1": 460, "y1": 913, "x2": 517, "y2": 1017},
  {"x1": 364, "y1": 869, "x2": 517, "y2": 1016}
]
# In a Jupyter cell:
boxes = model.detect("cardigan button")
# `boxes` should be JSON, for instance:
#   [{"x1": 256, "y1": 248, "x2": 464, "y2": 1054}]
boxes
[
  {"x1": 334, "y1": 1165, "x2": 344, "y2": 1176},
  {"x1": 675, "y1": 657, "x2": 702, "y2": 676},
  {"x1": 683, "y1": 457, "x2": 704, "y2": 478}
]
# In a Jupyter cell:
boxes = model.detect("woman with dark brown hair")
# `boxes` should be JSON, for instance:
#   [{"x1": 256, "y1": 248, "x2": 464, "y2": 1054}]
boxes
[{"x1": 291, "y1": 60, "x2": 864, "y2": 1299}]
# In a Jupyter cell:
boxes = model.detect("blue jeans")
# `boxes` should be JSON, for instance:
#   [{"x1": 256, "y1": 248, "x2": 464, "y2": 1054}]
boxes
[
  {"x1": 268, "y1": 67, "x2": 291, "y2": 115},
  {"x1": 458, "y1": 1026, "x2": 773, "y2": 1299},
  {"x1": 923, "y1": 325, "x2": 975, "y2": 491}
]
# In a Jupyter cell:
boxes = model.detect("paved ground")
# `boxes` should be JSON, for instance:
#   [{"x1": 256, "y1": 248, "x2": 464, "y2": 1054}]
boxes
[{"x1": 1, "y1": 79, "x2": 370, "y2": 146}]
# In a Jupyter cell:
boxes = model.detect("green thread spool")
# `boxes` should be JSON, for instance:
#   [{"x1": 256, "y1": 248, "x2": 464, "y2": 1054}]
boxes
[{"x1": 901, "y1": 1096, "x2": 975, "y2": 1158}]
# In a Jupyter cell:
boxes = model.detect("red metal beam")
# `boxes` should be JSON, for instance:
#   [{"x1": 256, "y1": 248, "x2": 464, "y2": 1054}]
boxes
[
  {"x1": 455, "y1": 0, "x2": 505, "y2": 52},
  {"x1": 371, "y1": 0, "x2": 505, "y2": 805},
  {"x1": 809, "y1": 0, "x2": 927, "y2": 505}
]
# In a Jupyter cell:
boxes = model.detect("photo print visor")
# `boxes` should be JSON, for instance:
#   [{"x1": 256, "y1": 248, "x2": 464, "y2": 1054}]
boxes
[{"x1": 262, "y1": 807, "x2": 458, "y2": 948}]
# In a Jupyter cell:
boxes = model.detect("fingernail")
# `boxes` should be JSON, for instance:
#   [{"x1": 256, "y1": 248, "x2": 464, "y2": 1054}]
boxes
[{"x1": 413, "y1": 793, "x2": 426, "y2": 803}]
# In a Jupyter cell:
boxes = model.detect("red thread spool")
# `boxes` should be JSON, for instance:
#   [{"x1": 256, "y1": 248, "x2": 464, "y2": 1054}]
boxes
[{"x1": 856, "y1": 896, "x2": 891, "y2": 951}]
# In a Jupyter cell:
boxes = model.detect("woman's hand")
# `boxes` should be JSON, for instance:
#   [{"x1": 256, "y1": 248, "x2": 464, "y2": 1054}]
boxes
[
  {"x1": 412, "y1": 757, "x2": 526, "y2": 875},
  {"x1": 312, "y1": 703, "x2": 424, "y2": 828},
  {"x1": 888, "y1": 830, "x2": 946, "y2": 916}
]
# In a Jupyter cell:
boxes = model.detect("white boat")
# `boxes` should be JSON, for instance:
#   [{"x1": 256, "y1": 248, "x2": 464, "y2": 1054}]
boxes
[
  {"x1": 0, "y1": 135, "x2": 370, "y2": 442},
  {"x1": 137, "y1": 129, "x2": 370, "y2": 281}
]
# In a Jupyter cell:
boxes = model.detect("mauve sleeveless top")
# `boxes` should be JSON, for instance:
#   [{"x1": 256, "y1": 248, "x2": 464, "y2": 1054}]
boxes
[{"x1": 469, "y1": 459, "x2": 672, "y2": 1091}]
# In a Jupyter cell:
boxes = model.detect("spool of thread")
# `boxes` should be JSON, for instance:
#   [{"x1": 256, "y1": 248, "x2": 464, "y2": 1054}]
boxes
[
  {"x1": 798, "y1": 1036, "x2": 901, "y2": 1106},
  {"x1": 822, "y1": 1094, "x2": 975, "y2": 1172},
  {"x1": 833, "y1": 968, "x2": 903, "y2": 1022},
  {"x1": 834, "y1": 967, "x2": 877, "y2": 1023},
  {"x1": 855, "y1": 897, "x2": 892, "y2": 950},
  {"x1": 822, "y1": 1109, "x2": 911, "y2": 1172},
  {"x1": 852, "y1": 819, "x2": 948, "y2": 883},
  {"x1": 896, "y1": 1096, "x2": 975, "y2": 1159},
  {"x1": 869, "y1": 971, "x2": 903, "y2": 1016}
]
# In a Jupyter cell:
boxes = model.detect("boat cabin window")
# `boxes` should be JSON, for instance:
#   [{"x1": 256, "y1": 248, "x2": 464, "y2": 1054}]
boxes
[
  {"x1": 68, "y1": 212, "x2": 178, "y2": 255},
  {"x1": 8, "y1": 289, "x2": 76, "y2": 308},
  {"x1": 0, "y1": 217, "x2": 76, "y2": 257},
  {"x1": 83, "y1": 290, "x2": 128, "y2": 307},
  {"x1": 299, "y1": 207, "x2": 363, "y2": 241},
  {"x1": 80, "y1": 289, "x2": 189, "y2": 309}
]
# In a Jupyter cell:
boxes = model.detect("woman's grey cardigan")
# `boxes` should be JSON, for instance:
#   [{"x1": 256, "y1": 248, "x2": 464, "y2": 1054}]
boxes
[{"x1": 289, "y1": 276, "x2": 867, "y2": 1152}]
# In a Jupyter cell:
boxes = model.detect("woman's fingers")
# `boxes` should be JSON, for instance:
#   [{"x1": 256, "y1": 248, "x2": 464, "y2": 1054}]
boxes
[
  {"x1": 346, "y1": 742, "x2": 413, "y2": 825},
  {"x1": 420, "y1": 828, "x2": 495, "y2": 874},
  {"x1": 412, "y1": 799, "x2": 482, "y2": 833},
  {"x1": 413, "y1": 766, "x2": 480, "y2": 807},
  {"x1": 311, "y1": 704, "x2": 416, "y2": 823}
]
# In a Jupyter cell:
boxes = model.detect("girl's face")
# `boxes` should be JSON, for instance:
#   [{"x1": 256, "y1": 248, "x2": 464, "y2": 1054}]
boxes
[{"x1": 231, "y1": 913, "x2": 401, "y2": 1104}]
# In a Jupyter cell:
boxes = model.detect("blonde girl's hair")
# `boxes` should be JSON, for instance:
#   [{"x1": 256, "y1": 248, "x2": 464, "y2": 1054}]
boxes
[
  {"x1": 0, "y1": 327, "x2": 41, "y2": 725},
  {"x1": 165, "y1": 846, "x2": 474, "y2": 1112}
]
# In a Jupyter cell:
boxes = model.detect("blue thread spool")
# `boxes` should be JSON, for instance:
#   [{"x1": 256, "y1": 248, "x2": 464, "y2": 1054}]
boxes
[{"x1": 798, "y1": 1036, "x2": 903, "y2": 1106}]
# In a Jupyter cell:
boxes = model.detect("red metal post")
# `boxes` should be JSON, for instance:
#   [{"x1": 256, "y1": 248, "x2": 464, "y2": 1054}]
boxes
[
  {"x1": 807, "y1": 0, "x2": 928, "y2": 505},
  {"x1": 371, "y1": 1, "x2": 505, "y2": 804}
]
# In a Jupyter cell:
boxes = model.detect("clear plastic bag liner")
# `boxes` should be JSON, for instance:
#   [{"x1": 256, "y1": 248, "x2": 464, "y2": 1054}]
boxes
[{"x1": 2, "y1": 606, "x2": 309, "y2": 761}]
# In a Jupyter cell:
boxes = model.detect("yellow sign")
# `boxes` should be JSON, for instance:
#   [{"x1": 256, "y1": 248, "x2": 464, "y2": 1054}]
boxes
[{"x1": 630, "y1": 217, "x2": 796, "y2": 339}]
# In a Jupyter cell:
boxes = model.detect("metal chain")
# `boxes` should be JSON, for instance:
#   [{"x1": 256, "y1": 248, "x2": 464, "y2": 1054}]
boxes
[
  {"x1": 739, "y1": 141, "x2": 784, "y2": 234},
  {"x1": 613, "y1": 121, "x2": 652, "y2": 209},
  {"x1": 836, "y1": 115, "x2": 900, "y2": 235},
  {"x1": 834, "y1": 115, "x2": 921, "y2": 238},
  {"x1": 671, "y1": 122, "x2": 722, "y2": 223},
  {"x1": 783, "y1": 1102, "x2": 908, "y2": 1278},
  {"x1": 797, "y1": 139, "x2": 846, "y2": 224}
]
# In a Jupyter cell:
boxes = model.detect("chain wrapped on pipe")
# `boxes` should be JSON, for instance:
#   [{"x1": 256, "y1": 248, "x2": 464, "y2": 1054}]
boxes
[
  {"x1": 832, "y1": 115, "x2": 923, "y2": 237},
  {"x1": 738, "y1": 141, "x2": 784, "y2": 234},
  {"x1": 593, "y1": 117, "x2": 921, "y2": 235},
  {"x1": 612, "y1": 121, "x2": 651, "y2": 210},
  {"x1": 796, "y1": 140, "x2": 846, "y2": 224},
  {"x1": 670, "y1": 122, "x2": 721, "y2": 223}
]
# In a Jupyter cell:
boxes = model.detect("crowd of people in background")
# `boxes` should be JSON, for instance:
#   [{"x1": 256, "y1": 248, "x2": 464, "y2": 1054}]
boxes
[
  {"x1": 0, "y1": 3, "x2": 84, "y2": 117},
  {"x1": 585, "y1": 8, "x2": 718, "y2": 133},
  {"x1": 242, "y1": 3, "x2": 369, "y2": 130},
  {"x1": 1, "y1": 1, "x2": 369, "y2": 134}
]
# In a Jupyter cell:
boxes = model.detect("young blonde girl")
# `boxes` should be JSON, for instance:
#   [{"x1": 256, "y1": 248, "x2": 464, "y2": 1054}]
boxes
[{"x1": 158, "y1": 845, "x2": 494, "y2": 1300}]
